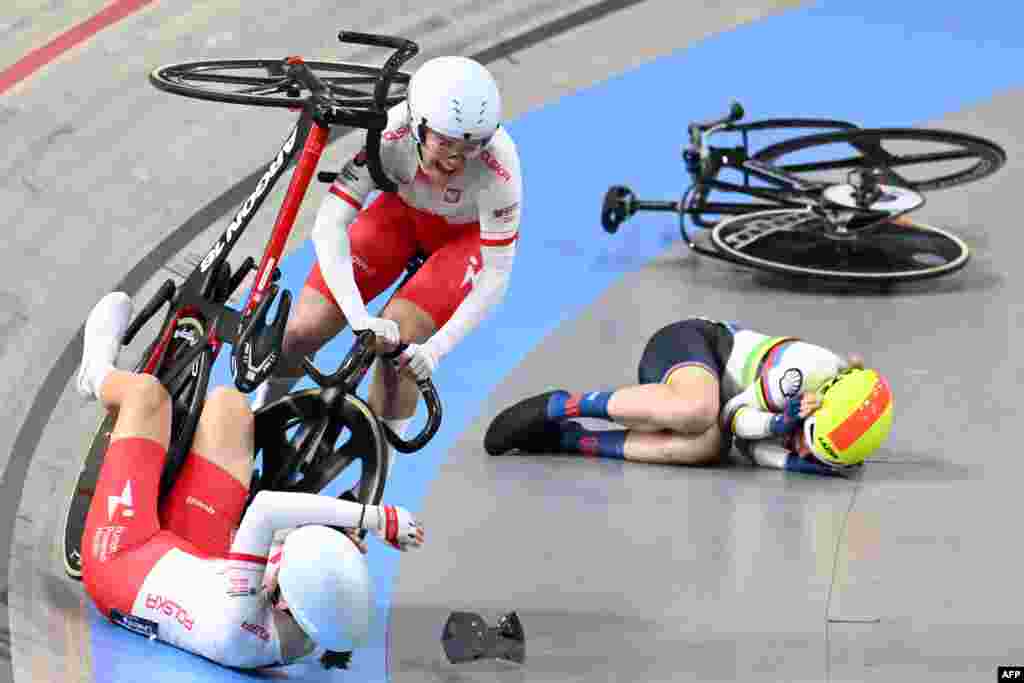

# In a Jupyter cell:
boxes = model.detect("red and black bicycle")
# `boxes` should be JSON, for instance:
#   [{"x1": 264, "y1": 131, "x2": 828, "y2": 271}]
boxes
[{"x1": 62, "y1": 31, "x2": 441, "y2": 579}]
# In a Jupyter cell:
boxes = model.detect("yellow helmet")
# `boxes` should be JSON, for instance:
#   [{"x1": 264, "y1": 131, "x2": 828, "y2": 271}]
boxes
[{"x1": 804, "y1": 368, "x2": 893, "y2": 466}]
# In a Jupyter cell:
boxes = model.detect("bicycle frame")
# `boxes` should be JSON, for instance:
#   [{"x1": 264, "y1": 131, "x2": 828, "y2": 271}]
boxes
[{"x1": 683, "y1": 118, "x2": 860, "y2": 228}]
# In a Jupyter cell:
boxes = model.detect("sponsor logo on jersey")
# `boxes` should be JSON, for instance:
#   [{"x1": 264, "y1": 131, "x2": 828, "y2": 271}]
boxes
[
  {"x1": 383, "y1": 125, "x2": 410, "y2": 141},
  {"x1": 461, "y1": 255, "x2": 481, "y2": 289},
  {"x1": 107, "y1": 480, "x2": 134, "y2": 521},
  {"x1": 91, "y1": 525, "x2": 125, "y2": 562},
  {"x1": 242, "y1": 621, "x2": 271, "y2": 642},
  {"x1": 351, "y1": 253, "x2": 375, "y2": 276},
  {"x1": 444, "y1": 187, "x2": 462, "y2": 203},
  {"x1": 779, "y1": 368, "x2": 803, "y2": 398},
  {"x1": 492, "y1": 202, "x2": 519, "y2": 222},
  {"x1": 479, "y1": 150, "x2": 511, "y2": 182},
  {"x1": 186, "y1": 496, "x2": 216, "y2": 516},
  {"x1": 111, "y1": 609, "x2": 159, "y2": 639},
  {"x1": 145, "y1": 594, "x2": 195, "y2": 631}
]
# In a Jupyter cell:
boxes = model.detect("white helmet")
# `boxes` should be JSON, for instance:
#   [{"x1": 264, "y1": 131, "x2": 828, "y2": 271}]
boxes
[
  {"x1": 278, "y1": 525, "x2": 373, "y2": 651},
  {"x1": 407, "y1": 56, "x2": 501, "y2": 146}
]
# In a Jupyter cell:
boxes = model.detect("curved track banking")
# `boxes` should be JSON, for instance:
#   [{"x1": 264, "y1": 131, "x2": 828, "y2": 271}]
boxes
[{"x1": 2, "y1": 1, "x2": 1023, "y2": 682}]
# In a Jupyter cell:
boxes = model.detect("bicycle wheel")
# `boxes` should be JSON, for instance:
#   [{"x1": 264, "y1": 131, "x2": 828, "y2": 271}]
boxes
[
  {"x1": 149, "y1": 59, "x2": 409, "y2": 109},
  {"x1": 752, "y1": 128, "x2": 1006, "y2": 191},
  {"x1": 709, "y1": 209, "x2": 970, "y2": 282},
  {"x1": 60, "y1": 314, "x2": 207, "y2": 579},
  {"x1": 252, "y1": 390, "x2": 388, "y2": 506}
]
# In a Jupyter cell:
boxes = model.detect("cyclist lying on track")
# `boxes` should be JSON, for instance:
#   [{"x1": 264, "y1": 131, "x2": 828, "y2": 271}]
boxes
[
  {"x1": 485, "y1": 317, "x2": 894, "y2": 476},
  {"x1": 255, "y1": 55, "x2": 521, "y2": 451},
  {"x1": 76, "y1": 292, "x2": 424, "y2": 669}
]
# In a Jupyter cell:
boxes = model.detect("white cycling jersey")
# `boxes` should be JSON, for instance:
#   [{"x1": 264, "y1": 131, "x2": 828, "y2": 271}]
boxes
[
  {"x1": 715, "y1": 326, "x2": 851, "y2": 475},
  {"x1": 107, "y1": 492, "x2": 386, "y2": 669},
  {"x1": 720, "y1": 329, "x2": 849, "y2": 419},
  {"x1": 314, "y1": 102, "x2": 522, "y2": 360}
]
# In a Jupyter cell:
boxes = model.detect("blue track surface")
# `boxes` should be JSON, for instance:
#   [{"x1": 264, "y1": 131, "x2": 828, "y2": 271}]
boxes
[{"x1": 88, "y1": 0, "x2": 1024, "y2": 679}]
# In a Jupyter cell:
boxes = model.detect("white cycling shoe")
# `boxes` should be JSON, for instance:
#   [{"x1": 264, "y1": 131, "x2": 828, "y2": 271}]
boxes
[{"x1": 76, "y1": 292, "x2": 133, "y2": 401}]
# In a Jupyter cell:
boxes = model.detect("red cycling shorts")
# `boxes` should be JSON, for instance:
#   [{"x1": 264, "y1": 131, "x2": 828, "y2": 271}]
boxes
[
  {"x1": 306, "y1": 191, "x2": 482, "y2": 327},
  {"x1": 82, "y1": 437, "x2": 249, "y2": 617}
]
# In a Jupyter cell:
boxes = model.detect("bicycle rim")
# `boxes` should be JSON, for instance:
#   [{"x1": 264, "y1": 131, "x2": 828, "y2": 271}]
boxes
[
  {"x1": 149, "y1": 59, "x2": 408, "y2": 109},
  {"x1": 752, "y1": 128, "x2": 1006, "y2": 192},
  {"x1": 709, "y1": 209, "x2": 970, "y2": 281}
]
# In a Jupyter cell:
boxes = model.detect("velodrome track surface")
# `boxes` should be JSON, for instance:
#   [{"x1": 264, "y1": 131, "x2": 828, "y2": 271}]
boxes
[{"x1": 1, "y1": 1, "x2": 1022, "y2": 681}]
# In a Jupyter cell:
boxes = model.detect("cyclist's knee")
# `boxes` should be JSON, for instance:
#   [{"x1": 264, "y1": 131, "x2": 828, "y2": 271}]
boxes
[
  {"x1": 203, "y1": 386, "x2": 254, "y2": 432},
  {"x1": 131, "y1": 374, "x2": 171, "y2": 415},
  {"x1": 664, "y1": 425, "x2": 723, "y2": 465},
  {"x1": 383, "y1": 298, "x2": 436, "y2": 344},
  {"x1": 658, "y1": 395, "x2": 718, "y2": 435},
  {"x1": 284, "y1": 288, "x2": 345, "y2": 356}
]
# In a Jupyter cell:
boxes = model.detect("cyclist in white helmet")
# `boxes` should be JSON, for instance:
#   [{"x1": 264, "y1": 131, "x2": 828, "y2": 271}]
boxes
[
  {"x1": 485, "y1": 317, "x2": 893, "y2": 476},
  {"x1": 254, "y1": 56, "x2": 522, "y2": 466},
  {"x1": 75, "y1": 292, "x2": 424, "y2": 669}
]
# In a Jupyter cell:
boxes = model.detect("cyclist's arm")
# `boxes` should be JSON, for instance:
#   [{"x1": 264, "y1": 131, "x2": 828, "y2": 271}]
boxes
[
  {"x1": 423, "y1": 165, "x2": 521, "y2": 361},
  {"x1": 229, "y1": 490, "x2": 385, "y2": 559},
  {"x1": 736, "y1": 438, "x2": 847, "y2": 476},
  {"x1": 721, "y1": 385, "x2": 801, "y2": 439},
  {"x1": 311, "y1": 189, "x2": 372, "y2": 328}
]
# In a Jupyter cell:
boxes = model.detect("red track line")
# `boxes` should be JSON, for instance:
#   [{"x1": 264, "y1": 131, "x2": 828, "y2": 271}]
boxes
[{"x1": 0, "y1": 0, "x2": 157, "y2": 95}]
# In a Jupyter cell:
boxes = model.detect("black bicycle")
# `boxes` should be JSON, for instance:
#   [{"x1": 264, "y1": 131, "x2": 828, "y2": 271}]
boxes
[
  {"x1": 62, "y1": 30, "x2": 440, "y2": 579},
  {"x1": 601, "y1": 101, "x2": 1006, "y2": 281}
]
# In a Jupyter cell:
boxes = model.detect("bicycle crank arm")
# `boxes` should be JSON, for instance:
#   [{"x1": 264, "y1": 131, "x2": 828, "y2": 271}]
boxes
[{"x1": 122, "y1": 279, "x2": 176, "y2": 346}]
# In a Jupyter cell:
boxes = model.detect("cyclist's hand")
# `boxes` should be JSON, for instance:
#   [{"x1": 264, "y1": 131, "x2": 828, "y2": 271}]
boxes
[
  {"x1": 800, "y1": 392, "x2": 822, "y2": 419},
  {"x1": 356, "y1": 317, "x2": 400, "y2": 347},
  {"x1": 394, "y1": 343, "x2": 438, "y2": 381},
  {"x1": 376, "y1": 505, "x2": 424, "y2": 551}
]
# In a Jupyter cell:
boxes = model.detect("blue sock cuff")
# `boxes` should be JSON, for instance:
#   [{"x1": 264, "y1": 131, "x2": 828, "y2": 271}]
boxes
[{"x1": 562, "y1": 424, "x2": 626, "y2": 460}]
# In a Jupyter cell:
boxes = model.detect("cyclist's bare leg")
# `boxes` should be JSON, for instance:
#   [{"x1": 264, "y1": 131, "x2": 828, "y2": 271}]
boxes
[
  {"x1": 254, "y1": 285, "x2": 349, "y2": 409},
  {"x1": 368, "y1": 297, "x2": 436, "y2": 422},
  {"x1": 608, "y1": 366, "x2": 720, "y2": 435},
  {"x1": 276, "y1": 285, "x2": 349, "y2": 377},
  {"x1": 620, "y1": 422, "x2": 724, "y2": 466},
  {"x1": 98, "y1": 370, "x2": 172, "y2": 446},
  {"x1": 487, "y1": 366, "x2": 724, "y2": 464},
  {"x1": 190, "y1": 386, "x2": 255, "y2": 486}
]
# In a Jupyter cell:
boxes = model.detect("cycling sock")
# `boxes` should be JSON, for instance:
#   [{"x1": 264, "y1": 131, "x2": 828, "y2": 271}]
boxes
[
  {"x1": 383, "y1": 416, "x2": 414, "y2": 440},
  {"x1": 559, "y1": 422, "x2": 627, "y2": 460},
  {"x1": 251, "y1": 376, "x2": 300, "y2": 411},
  {"x1": 546, "y1": 391, "x2": 614, "y2": 420}
]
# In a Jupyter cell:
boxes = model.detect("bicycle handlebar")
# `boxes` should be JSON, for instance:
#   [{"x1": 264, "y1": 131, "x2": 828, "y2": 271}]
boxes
[
  {"x1": 338, "y1": 32, "x2": 419, "y2": 193},
  {"x1": 688, "y1": 101, "x2": 745, "y2": 145},
  {"x1": 300, "y1": 329, "x2": 442, "y2": 454}
]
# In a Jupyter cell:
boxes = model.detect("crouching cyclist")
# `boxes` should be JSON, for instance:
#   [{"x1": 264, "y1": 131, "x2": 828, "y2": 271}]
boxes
[
  {"x1": 75, "y1": 292, "x2": 424, "y2": 669},
  {"x1": 484, "y1": 317, "x2": 893, "y2": 475}
]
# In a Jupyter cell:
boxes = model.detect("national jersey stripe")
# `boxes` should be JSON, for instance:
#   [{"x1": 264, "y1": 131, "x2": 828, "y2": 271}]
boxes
[
  {"x1": 481, "y1": 232, "x2": 518, "y2": 247},
  {"x1": 226, "y1": 552, "x2": 267, "y2": 565},
  {"x1": 329, "y1": 186, "x2": 361, "y2": 209}
]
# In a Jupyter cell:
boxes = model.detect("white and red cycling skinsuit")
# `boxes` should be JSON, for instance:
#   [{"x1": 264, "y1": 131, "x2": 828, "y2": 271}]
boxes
[
  {"x1": 82, "y1": 437, "x2": 386, "y2": 668},
  {"x1": 306, "y1": 102, "x2": 522, "y2": 360}
]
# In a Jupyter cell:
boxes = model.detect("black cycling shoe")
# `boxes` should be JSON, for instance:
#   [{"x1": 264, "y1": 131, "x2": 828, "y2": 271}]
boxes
[{"x1": 484, "y1": 391, "x2": 566, "y2": 455}]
